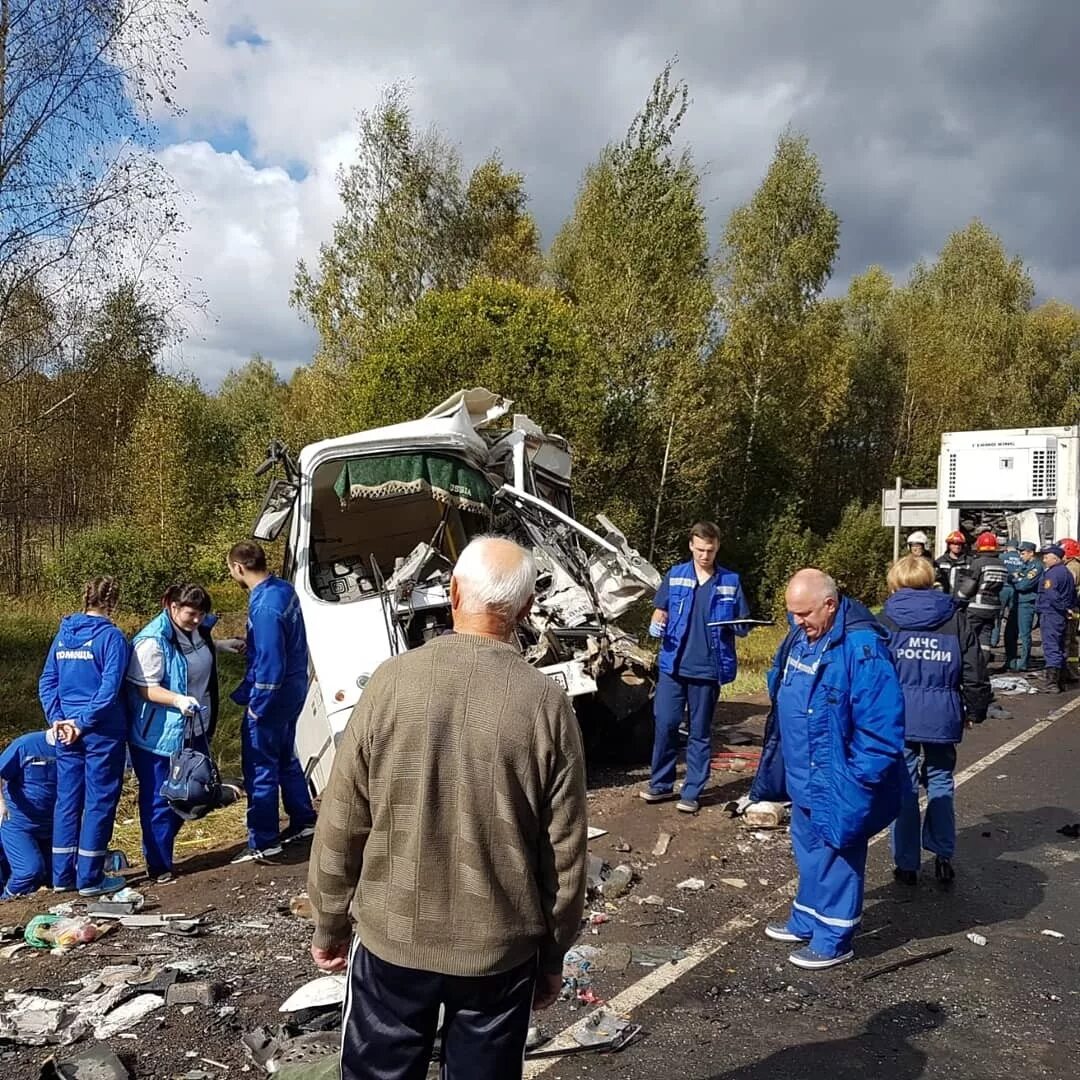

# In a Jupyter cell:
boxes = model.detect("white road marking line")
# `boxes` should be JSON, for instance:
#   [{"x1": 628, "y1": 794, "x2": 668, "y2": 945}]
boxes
[{"x1": 524, "y1": 696, "x2": 1080, "y2": 1076}]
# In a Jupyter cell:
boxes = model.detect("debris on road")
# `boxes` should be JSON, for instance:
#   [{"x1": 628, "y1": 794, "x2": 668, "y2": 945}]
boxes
[
  {"x1": 720, "y1": 878, "x2": 748, "y2": 890},
  {"x1": 279, "y1": 975, "x2": 347, "y2": 1013},
  {"x1": 990, "y1": 675, "x2": 1038, "y2": 695},
  {"x1": 652, "y1": 831, "x2": 672, "y2": 857},
  {"x1": 587, "y1": 826, "x2": 608, "y2": 840},
  {"x1": 1040, "y1": 929, "x2": 1065, "y2": 939},
  {"x1": 1057, "y1": 823, "x2": 1080, "y2": 838},
  {"x1": 599, "y1": 864, "x2": 633, "y2": 899},
  {"x1": 676, "y1": 878, "x2": 706, "y2": 891},
  {"x1": 630, "y1": 944, "x2": 686, "y2": 966},
  {"x1": 966, "y1": 932, "x2": 988, "y2": 946},
  {"x1": 861, "y1": 946, "x2": 954, "y2": 981},
  {"x1": 524, "y1": 1007, "x2": 642, "y2": 1059},
  {"x1": 743, "y1": 802, "x2": 788, "y2": 829},
  {"x1": 288, "y1": 893, "x2": 313, "y2": 920},
  {"x1": 40, "y1": 1044, "x2": 130, "y2": 1079},
  {"x1": 635, "y1": 894, "x2": 665, "y2": 907}
]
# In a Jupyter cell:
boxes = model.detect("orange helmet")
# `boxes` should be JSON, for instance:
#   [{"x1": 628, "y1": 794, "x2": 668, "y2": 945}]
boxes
[
  {"x1": 975, "y1": 531, "x2": 998, "y2": 552},
  {"x1": 1061, "y1": 538, "x2": 1080, "y2": 560},
  {"x1": 945, "y1": 531, "x2": 966, "y2": 546}
]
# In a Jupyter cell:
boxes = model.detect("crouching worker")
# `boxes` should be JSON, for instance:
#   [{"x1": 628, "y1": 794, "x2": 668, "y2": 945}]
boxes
[
  {"x1": 750, "y1": 569, "x2": 906, "y2": 970},
  {"x1": 38, "y1": 578, "x2": 130, "y2": 898},
  {"x1": 0, "y1": 729, "x2": 58, "y2": 898},
  {"x1": 127, "y1": 584, "x2": 229, "y2": 885}
]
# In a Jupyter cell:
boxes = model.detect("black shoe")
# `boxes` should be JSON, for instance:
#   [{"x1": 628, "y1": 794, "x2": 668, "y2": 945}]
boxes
[
  {"x1": 1039, "y1": 667, "x2": 1063, "y2": 694},
  {"x1": 934, "y1": 857, "x2": 955, "y2": 885},
  {"x1": 893, "y1": 867, "x2": 918, "y2": 887}
]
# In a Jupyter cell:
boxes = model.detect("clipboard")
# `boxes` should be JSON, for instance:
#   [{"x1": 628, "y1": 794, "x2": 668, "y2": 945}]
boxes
[{"x1": 706, "y1": 618, "x2": 775, "y2": 628}]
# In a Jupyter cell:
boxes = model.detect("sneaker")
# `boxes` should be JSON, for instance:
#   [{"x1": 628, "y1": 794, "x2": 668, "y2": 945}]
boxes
[
  {"x1": 765, "y1": 922, "x2": 809, "y2": 944},
  {"x1": 676, "y1": 799, "x2": 700, "y2": 814},
  {"x1": 934, "y1": 857, "x2": 955, "y2": 885},
  {"x1": 638, "y1": 788, "x2": 677, "y2": 804},
  {"x1": 230, "y1": 845, "x2": 283, "y2": 865},
  {"x1": 78, "y1": 874, "x2": 127, "y2": 898},
  {"x1": 52, "y1": 884, "x2": 75, "y2": 894},
  {"x1": 893, "y1": 867, "x2": 918, "y2": 887},
  {"x1": 155, "y1": 871, "x2": 177, "y2": 885},
  {"x1": 280, "y1": 824, "x2": 316, "y2": 846},
  {"x1": 788, "y1": 945, "x2": 854, "y2": 970}
]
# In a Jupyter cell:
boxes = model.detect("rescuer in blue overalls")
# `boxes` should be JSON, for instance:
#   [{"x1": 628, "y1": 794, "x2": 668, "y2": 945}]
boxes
[
  {"x1": 38, "y1": 577, "x2": 130, "y2": 897},
  {"x1": 991, "y1": 539, "x2": 1022, "y2": 650},
  {"x1": 750, "y1": 569, "x2": 906, "y2": 970},
  {"x1": 0, "y1": 730, "x2": 58, "y2": 898},
  {"x1": 227, "y1": 541, "x2": 316, "y2": 863},
  {"x1": 1034, "y1": 544, "x2": 1078, "y2": 694},
  {"x1": 1008, "y1": 542, "x2": 1042, "y2": 671},
  {"x1": 640, "y1": 522, "x2": 751, "y2": 815}
]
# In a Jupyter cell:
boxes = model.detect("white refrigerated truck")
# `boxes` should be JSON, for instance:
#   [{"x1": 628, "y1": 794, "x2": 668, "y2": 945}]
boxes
[{"x1": 885, "y1": 425, "x2": 1080, "y2": 551}]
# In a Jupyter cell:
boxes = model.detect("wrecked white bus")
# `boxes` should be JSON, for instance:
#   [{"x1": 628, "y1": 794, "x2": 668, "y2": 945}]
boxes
[{"x1": 250, "y1": 389, "x2": 661, "y2": 795}]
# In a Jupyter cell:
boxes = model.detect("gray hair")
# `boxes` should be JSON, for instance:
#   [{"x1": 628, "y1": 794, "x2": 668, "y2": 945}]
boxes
[{"x1": 452, "y1": 536, "x2": 537, "y2": 618}]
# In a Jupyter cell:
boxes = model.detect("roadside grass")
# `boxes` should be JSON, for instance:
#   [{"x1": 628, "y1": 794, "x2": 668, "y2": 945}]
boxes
[{"x1": 727, "y1": 621, "x2": 785, "y2": 696}]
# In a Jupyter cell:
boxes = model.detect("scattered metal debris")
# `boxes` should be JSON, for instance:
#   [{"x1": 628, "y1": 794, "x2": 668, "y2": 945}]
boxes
[
  {"x1": 676, "y1": 878, "x2": 706, "y2": 891},
  {"x1": 652, "y1": 832, "x2": 672, "y2": 857},
  {"x1": 862, "y1": 946, "x2": 954, "y2": 981}
]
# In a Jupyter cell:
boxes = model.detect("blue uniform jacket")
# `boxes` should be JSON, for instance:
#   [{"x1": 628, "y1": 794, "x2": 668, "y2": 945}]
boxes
[
  {"x1": 128, "y1": 610, "x2": 221, "y2": 757},
  {"x1": 1012, "y1": 559, "x2": 1042, "y2": 602},
  {"x1": 38, "y1": 614, "x2": 129, "y2": 737},
  {"x1": 231, "y1": 576, "x2": 308, "y2": 721},
  {"x1": 656, "y1": 560, "x2": 750, "y2": 685},
  {"x1": 1035, "y1": 562, "x2": 1078, "y2": 615},
  {"x1": 750, "y1": 597, "x2": 907, "y2": 849},
  {"x1": 0, "y1": 731, "x2": 56, "y2": 828},
  {"x1": 880, "y1": 589, "x2": 991, "y2": 743}
]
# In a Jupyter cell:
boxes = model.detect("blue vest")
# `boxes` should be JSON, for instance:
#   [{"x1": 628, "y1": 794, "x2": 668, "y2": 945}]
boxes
[
  {"x1": 127, "y1": 611, "x2": 218, "y2": 757},
  {"x1": 657, "y1": 561, "x2": 742, "y2": 685}
]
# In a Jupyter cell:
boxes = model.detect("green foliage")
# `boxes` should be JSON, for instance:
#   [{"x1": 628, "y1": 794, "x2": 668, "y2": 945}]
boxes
[
  {"x1": 756, "y1": 504, "x2": 822, "y2": 615},
  {"x1": 0, "y1": 609, "x2": 60, "y2": 743},
  {"x1": 45, "y1": 521, "x2": 183, "y2": 613},
  {"x1": 816, "y1": 503, "x2": 895, "y2": 607}
]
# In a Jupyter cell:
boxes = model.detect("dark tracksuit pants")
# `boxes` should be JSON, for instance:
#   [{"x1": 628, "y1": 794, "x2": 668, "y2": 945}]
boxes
[{"x1": 340, "y1": 942, "x2": 537, "y2": 1080}]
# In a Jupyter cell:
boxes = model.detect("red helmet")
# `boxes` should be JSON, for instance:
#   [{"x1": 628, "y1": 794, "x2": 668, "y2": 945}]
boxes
[
  {"x1": 975, "y1": 531, "x2": 998, "y2": 552},
  {"x1": 945, "y1": 530, "x2": 966, "y2": 546},
  {"x1": 1061, "y1": 538, "x2": 1080, "y2": 560}
]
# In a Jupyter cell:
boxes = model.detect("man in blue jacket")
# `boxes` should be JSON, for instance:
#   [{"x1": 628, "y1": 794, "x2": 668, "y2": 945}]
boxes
[
  {"x1": 750, "y1": 569, "x2": 906, "y2": 970},
  {"x1": 640, "y1": 521, "x2": 751, "y2": 814},
  {"x1": 1034, "y1": 544, "x2": 1078, "y2": 694},
  {"x1": 0, "y1": 729, "x2": 58, "y2": 897},
  {"x1": 1008, "y1": 542, "x2": 1042, "y2": 671},
  {"x1": 227, "y1": 541, "x2": 316, "y2": 863}
]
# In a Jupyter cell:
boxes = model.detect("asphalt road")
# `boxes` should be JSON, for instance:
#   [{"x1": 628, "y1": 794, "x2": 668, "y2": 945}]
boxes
[{"x1": 535, "y1": 685, "x2": 1080, "y2": 1080}]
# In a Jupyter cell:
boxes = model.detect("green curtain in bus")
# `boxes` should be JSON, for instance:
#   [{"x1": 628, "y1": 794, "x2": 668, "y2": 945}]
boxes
[{"x1": 333, "y1": 453, "x2": 493, "y2": 516}]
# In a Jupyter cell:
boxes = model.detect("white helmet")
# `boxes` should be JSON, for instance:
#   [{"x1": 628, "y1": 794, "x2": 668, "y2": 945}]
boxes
[{"x1": 907, "y1": 531, "x2": 929, "y2": 545}]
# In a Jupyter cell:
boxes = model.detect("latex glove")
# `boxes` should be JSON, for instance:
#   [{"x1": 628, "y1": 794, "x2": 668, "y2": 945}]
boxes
[
  {"x1": 0, "y1": 799, "x2": 9, "y2": 824},
  {"x1": 648, "y1": 619, "x2": 667, "y2": 639},
  {"x1": 174, "y1": 694, "x2": 200, "y2": 717}
]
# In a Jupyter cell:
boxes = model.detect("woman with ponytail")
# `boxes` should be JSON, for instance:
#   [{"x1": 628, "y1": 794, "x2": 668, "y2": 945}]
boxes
[
  {"x1": 126, "y1": 584, "x2": 240, "y2": 884},
  {"x1": 38, "y1": 577, "x2": 130, "y2": 897}
]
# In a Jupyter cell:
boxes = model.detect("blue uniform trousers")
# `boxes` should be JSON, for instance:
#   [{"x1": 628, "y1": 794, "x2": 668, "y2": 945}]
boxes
[
  {"x1": 891, "y1": 742, "x2": 957, "y2": 871},
  {"x1": 1, "y1": 817, "x2": 51, "y2": 897},
  {"x1": 649, "y1": 671, "x2": 719, "y2": 802},
  {"x1": 787, "y1": 804, "x2": 867, "y2": 956},
  {"x1": 130, "y1": 744, "x2": 186, "y2": 878},
  {"x1": 1039, "y1": 610, "x2": 1068, "y2": 669},
  {"x1": 342, "y1": 942, "x2": 536, "y2": 1080},
  {"x1": 1010, "y1": 601, "x2": 1036, "y2": 669},
  {"x1": 990, "y1": 585, "x2": 1013, "y2": 647},
  {"x1": 241, "y1": 686, "x2": 315, "y2": 851},
  {"x1": 52, "y1": 732, "x2": 125, "y2": 891}
]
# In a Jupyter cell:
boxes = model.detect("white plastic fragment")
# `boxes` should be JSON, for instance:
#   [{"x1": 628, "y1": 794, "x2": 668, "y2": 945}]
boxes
[
  {"x1": 966, "y1": 932, "x2": 988, "y2": 947},
  {"x1": 279, "y1": 975, "x2": 347, "y2": 1013},
  {"x1": 92, "y1": 993, "x2": 165, "y2": 1039},
  {"x1": 1041, "y1": 929, "x2": 1065, "y2": 939},
  {"x1": 676, "y1": 878, "x2": 706, "y2": 891}
]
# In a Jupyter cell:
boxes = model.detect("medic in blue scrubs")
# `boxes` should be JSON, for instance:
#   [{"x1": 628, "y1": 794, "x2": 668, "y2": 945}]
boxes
[
  {"x1": 0, "y1": 730, "x2": 58, "y2": 898},
  {"x1": 750, "y1": 569, "x2": 906, "y2": 970},
  {"x1": 226, "y1": 541, "x2": 316, "y2": 863},
  {"x1": 641, "y1": 521, "x2": 751, "y2": 814},
  {"x1": 38, "y1": 577, "x2": 130, "y2": 897}
]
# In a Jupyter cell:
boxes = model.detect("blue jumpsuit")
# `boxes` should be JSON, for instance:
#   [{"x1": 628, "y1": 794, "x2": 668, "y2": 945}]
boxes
[
  {"x1": 991, "y1": 548, "x2": 1023, "y2": 648},
  {"x1": 232, "y1": 577, "x2": 315, "y2": 851},
  {"x1": 1035, "y1": 563, "x2": 1078, "y2": 671},
  {"x1": 0, "y1": 732, "x2": 57, "y2": 897},
  {"x1": 38, "y1": 613, "x2": 129, "y2": 891},
  {"x1": 1009, "y1": 560, "x2": 1042, "y2": 670}
]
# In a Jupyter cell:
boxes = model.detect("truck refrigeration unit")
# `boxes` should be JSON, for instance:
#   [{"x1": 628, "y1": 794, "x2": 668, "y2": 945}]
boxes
[
  {"x1": 249, "y1": 389, "x2": 662, "y2": 796},
  {"x1": 935, "y1": 426, "x2": 1080, "y2": 548}
]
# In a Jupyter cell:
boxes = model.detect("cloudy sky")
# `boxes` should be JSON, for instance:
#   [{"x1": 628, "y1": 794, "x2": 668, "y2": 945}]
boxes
[{"x1": 157, "y1": 1, "x2": 1079, "y2": 385}]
